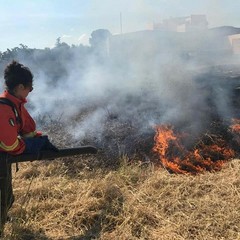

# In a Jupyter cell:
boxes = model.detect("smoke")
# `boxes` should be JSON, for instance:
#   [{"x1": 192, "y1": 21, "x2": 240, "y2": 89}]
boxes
[
  {"x1": 1, "y1": 27, "x2": 240, "y2": 151},
  {"x1": 34, "y1": 42, "x2": 236, "y2": 137}
]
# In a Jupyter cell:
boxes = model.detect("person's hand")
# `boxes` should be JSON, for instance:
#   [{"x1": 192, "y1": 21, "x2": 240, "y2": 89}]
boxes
[{"x1": 24, "y1": 135, "x2": 58, "y2": 154}]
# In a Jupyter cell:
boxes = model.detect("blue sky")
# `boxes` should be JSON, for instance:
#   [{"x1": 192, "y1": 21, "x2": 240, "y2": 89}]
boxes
[{"x1": 0, "y1": 0, "x2": 240, "y2": 52}]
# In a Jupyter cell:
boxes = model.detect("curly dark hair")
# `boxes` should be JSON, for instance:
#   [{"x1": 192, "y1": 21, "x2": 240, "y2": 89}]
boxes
[{"x1": 4, "y1": 60, "x2": 33, "y2": 91}]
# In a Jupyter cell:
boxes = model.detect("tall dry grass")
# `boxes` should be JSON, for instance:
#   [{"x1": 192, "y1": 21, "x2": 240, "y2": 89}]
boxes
[{"x1": 2, "y1": 157, "x2": 240, "y2": 240}]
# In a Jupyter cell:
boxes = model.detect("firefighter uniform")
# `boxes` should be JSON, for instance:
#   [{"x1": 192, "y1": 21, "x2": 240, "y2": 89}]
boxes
[{"x1": 0, "y1": 90, "x2": 41, "y2": 155}]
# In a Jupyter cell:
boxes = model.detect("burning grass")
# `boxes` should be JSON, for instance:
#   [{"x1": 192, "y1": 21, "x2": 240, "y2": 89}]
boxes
[
  {"x1": 152, "y1": 123, "x2": 236, "y2": 174},
  {"x1": 3, "y1": 65, "x2": 240, "y2": 238},
  {"x1": 2, "y1": 157, "x2": 240, "y2": 239},
  {"x1": 2, "y1": 109, "x2": 239, "y2": 239}
]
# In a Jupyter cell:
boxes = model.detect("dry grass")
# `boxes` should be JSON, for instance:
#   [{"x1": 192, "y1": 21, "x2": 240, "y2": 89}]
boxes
[{"x1": 2, "y1": 157, "x2": 240, "y2": 240}]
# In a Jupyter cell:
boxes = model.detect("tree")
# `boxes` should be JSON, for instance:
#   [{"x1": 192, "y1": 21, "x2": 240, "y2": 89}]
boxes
[
  {"x1": 89, "y1": 29, "x2": 112, "y2": 61},
  {"x1": 89, "y1": 29, "x2": 111, "y2": 49}
]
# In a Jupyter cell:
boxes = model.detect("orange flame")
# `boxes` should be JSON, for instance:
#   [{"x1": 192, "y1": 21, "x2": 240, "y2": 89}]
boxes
[
  {"x1": 153, "y1": 125, "x2": 235, "y2": 174},
  {"x1": 230, "y1": 118, "x2": 240, "y2": 146},
  {"x1": 230, "y1": 118, "x2": 240, "y2": 133}
]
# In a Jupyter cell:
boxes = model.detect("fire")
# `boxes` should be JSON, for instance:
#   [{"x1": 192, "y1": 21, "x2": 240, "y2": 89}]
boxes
[
  {"x1": 153, "y1": 124, "x2": 235, "y2": 174},
  {"x1": 230, "y1": 118, "x2": 240, "y2": 145},
  {"x1": 230, "y1": 118, "x2": 240, "y2": 133}
]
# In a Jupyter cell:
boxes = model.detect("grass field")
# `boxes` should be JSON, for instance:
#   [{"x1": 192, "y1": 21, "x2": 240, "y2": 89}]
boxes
[{"x1": 2, "y1": 156, "x2": 240, "y2": 240}]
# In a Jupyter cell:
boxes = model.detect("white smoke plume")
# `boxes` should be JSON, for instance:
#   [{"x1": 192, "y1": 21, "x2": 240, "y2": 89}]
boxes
[{"x1": 1, "y1": 27, "x2": 240, "y2": 151}]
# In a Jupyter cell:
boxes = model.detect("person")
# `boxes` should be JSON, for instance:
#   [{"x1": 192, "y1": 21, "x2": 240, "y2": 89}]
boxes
[{"x1": 0, "y1": 60, "x2": 58, "y2": 155}]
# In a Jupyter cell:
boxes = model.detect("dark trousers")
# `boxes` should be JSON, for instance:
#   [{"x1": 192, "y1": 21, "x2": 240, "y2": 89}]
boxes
[{"x1": 0, "y1": 154, "x2": 14, "y2": 235}]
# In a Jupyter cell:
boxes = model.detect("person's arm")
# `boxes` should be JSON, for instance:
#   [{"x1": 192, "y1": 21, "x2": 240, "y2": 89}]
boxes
[
  {"x1": 20, "y1": 105, "x2": 42, "y2": 137},
  {"x1": 0, "y1": 106, "x2": 25, "y2": 155},
  {"x1": 19, "y1": 106, "x2": 58, "y2": 153}
]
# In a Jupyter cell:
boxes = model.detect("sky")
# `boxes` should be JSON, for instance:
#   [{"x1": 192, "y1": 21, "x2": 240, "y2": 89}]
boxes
[{"x1": 0, "y1": 0, "x2": 240, "y2": 52}]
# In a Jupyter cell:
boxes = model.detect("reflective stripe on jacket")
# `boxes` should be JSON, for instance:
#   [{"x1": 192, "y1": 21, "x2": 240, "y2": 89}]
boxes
[{"x1": 0, "y1": 90, "x2": 38, "y2": 155}]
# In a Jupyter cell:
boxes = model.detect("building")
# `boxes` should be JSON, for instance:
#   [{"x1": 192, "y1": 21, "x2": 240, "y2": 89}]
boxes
[
  {"x1": 228, "y1": 34, "x2": 240, "y2": 54},
  {"x1": 152, "y1": 15, "x2": 208, "y2": 32},
  {"x1": 107, "y1": 16, "x2": 240, "y2": 65}
]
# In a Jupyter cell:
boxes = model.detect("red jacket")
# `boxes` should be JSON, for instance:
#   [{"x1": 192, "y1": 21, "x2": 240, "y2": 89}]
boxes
[{"x1": 0, "y1": 90, "x2": 41, "y2": 155}]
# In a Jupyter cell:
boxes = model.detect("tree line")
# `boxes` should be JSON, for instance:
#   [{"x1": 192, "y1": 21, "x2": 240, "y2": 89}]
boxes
[{"x1": 0, "y1": 29, "x2": 111, "y2": 84}]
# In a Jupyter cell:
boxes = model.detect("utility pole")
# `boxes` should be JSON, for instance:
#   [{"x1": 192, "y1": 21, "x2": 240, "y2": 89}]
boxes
[{"x1": 120, "y1": 12, "x2": 123, "y2": 34}]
